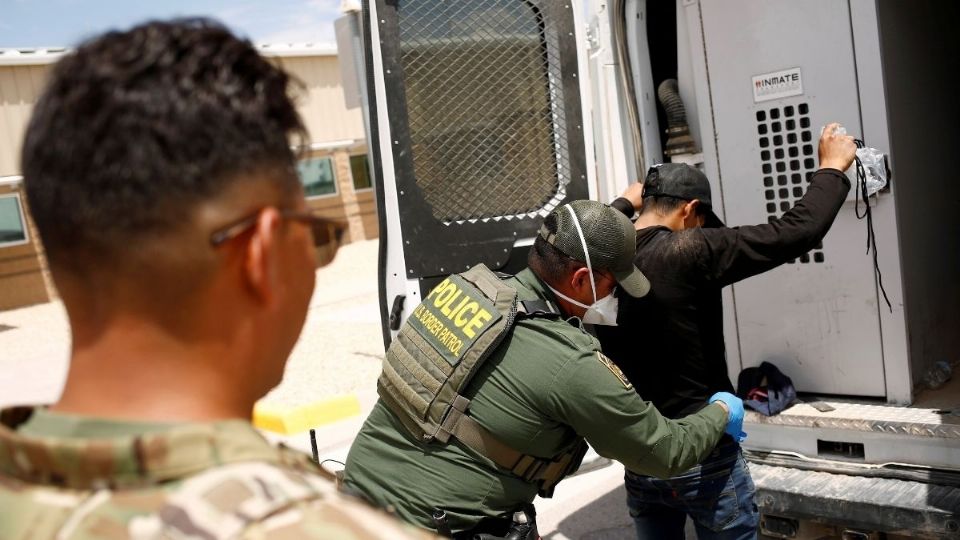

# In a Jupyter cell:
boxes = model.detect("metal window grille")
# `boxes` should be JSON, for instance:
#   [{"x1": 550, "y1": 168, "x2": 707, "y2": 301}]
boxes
[
  {"x1": 756, "y1": 103, "x2": 825, "y2": 264},
  {"x1": 396, "y1": 0, "x2": 569, "y2": 223}
]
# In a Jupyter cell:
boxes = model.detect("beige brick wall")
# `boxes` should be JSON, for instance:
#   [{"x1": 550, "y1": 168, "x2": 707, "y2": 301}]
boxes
[
  {"x1": 303, "y1": 147, "x2": 378, "y2": 245},
  {"x1": 0, "y1": 184, "x2": 55, "y2": 310}
]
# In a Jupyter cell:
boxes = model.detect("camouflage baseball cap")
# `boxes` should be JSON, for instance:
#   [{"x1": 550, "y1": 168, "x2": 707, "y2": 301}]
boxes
[{"x1": 539, "y1": 200, "x2": 650, "y2": 298}]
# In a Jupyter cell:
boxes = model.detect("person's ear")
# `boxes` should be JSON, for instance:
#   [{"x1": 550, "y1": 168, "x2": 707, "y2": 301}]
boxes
[
  {"x1": 243, "y1": 208, "x2": 283, "y2": 306},
  {"x1": 570, "y1": 266, "x2": 593, "y2": 297},
  {"x1": 678, "y1": 200, "x2": 702, "y2": 229}
]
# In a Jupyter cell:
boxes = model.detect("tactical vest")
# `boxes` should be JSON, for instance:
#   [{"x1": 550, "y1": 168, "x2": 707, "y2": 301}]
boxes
[{"x1": 377, "y1": 264, "x2": 588, "y2": 497}]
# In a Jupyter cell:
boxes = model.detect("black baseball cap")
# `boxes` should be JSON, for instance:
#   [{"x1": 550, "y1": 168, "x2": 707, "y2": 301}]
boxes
[{"x1": 642, "y1": 163, "x2": 724, "y2": 227}]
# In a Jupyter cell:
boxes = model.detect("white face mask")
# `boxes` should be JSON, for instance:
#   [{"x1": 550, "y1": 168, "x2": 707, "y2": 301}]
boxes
[
  {"x1": 549, "y1": 285, "x2": 620, "y2": 326},
  {"x1": 547, "y1": 205, "x2": 620, "y2": 326}
]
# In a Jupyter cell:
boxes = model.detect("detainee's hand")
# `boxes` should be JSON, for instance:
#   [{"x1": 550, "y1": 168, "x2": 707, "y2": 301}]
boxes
[
  {"x1": 818, "y1": 122, "x2": 857, "y2": 172},
  {"x1": 709, "y1": 392, "x2": 747, "y2": 442},
  {"x1": 620, "y1": 181, "x2": 645, "y2": 212}
]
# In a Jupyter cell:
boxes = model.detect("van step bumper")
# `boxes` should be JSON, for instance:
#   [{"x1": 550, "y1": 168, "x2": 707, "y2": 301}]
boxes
[
  {"x1": 743, "y1": 401, "x2": 960, "y2": 470},
  {"x1": 750, "y1": 462, "x2": 960, "y2": 537}
]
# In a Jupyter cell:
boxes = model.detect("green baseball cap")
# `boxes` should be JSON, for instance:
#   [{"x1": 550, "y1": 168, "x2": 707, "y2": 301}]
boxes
[{"x1": 539, "y1": 200, "x2": 651, "y2": 298}]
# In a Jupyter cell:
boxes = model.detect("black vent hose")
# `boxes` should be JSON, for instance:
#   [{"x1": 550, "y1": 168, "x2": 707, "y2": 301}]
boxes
[
  {"x1": 658, "y1": 78, "x2": 687, "y2": 131},
  {"x1": 657, "y1": 78, "x2": 698, "y2": 156}
]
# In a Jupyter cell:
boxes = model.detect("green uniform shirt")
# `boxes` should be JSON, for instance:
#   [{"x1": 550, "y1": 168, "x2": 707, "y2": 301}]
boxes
[
  {"x1": 0, "y1": 407, "x2": 431, "y2": 540},
  {"x1": 344, "y1": 268, "x2": 727, "y2": 532}
]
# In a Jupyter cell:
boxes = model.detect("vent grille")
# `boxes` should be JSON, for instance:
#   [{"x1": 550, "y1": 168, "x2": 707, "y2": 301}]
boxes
[
  {"x1": 397, "y1": 0, "x2": 569, "y2": 223},
  {"x1": 756, "y1": 103, "x2": 824, "y2": 264}
]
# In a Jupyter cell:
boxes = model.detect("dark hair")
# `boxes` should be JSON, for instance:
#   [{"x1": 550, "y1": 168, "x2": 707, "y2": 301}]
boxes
[
  {"x1": 638, "y1": 195, "x2": 690, "y2": 217},
  {"x1": 528, "y1": 212, "x2": 585, "y2": 285},
  {"x1": 22, "y1": 19, "x2": 306, "y2": 272}
]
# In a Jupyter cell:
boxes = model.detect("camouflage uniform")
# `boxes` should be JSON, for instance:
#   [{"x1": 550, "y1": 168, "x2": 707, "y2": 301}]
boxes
[{"x1": 0, "y1": 407, "x2": 432, "y2": 539}]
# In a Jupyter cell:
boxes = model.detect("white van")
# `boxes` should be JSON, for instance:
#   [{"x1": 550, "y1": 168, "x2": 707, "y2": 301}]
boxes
[{"x1": 340, "y1": 1, "x2": 960, "y2": 537}]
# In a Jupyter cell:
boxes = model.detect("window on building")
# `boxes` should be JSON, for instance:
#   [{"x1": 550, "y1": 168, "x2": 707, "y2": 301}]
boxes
[
  {"x1": 297, "y1": 156, "x2": 337, "y2": 198},
  {"x1": 350, "y1": 154, "x2": 373, "y2": 191},
  {"x1": 0, "y1": 194, "x2": 28, "y2": 248}
]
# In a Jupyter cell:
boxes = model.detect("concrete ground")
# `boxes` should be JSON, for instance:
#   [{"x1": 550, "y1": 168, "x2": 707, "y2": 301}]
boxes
[
  {"x1": 0, "y1": 239, "x2": 387, "y2": 410},
  {"x1": 0, "y1": 238, "x2": 703, "y2": 539}
]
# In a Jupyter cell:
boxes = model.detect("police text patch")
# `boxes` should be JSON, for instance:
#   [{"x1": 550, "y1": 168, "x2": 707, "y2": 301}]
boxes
[{"x1": 409, "y1": 275, "x2": 502, "y2": 366}]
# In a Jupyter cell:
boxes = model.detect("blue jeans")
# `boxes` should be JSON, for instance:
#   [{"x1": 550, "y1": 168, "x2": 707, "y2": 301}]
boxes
[{"x1": 624, "y1": 440, "x2": 759, "y2": 539}]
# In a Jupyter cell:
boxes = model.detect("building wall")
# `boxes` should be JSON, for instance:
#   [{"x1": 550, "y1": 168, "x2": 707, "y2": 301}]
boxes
[
  {"x1": 0, "y1": 64, "x2": 50, "y2": 177},
  {"x1": 302, "y1": 147, "x2": 379, "y2": 244},
  {"x1": 276, "y1": 54, "x2": 378, "y2": 245},
  {"x1": 0, "y1": 183, "x2": 55, "y2": 310},
  {"x1": 0, "y1": 49, "x2": 374, "y2": 311},
  {"x1": 274, "y1": 55, "x2": 366, "y2": 145}
]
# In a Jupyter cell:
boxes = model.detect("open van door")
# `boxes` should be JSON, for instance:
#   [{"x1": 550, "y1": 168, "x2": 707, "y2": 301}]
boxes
[{"x1": 362, "y1": 0, "x2": 596, "y2": 346}]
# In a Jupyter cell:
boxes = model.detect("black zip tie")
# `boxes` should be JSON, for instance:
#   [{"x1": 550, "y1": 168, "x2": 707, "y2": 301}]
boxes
[{"x1": 853, "y1": 139, "x2": 893, "y2": 313}]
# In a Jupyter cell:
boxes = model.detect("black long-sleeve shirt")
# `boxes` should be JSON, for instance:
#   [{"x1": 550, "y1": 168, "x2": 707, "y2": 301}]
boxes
[{"x1": 598, "y1": 168, "x2": 851, "y2": 418}]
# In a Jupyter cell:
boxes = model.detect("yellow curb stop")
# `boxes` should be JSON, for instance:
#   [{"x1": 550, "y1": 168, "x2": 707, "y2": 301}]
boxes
[{"x1": 253, "y1": 394, "x2": 362, "y2": 435}]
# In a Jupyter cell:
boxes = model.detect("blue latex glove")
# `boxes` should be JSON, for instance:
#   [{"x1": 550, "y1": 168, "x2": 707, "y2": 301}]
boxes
[{"x1": 709, "y1": 392, "x2": 747, "y2": 442}]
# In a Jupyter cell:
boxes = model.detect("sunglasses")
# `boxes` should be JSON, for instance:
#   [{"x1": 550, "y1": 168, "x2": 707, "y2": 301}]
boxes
[{"x1": 210, "y1": 208, "x2": 347, "y2": 268}]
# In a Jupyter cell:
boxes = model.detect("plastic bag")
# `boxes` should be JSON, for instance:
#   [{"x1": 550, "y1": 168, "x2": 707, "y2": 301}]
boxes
[
  {"x1": 826, "y1": 125, "x2": 887, "y2": 196},
  {"x1": 856, "y1": 146, "x2": 888, "y2": 196}
]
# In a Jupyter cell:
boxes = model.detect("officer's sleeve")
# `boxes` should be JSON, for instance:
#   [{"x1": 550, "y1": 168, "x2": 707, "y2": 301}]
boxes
[{"x1": 547, "y1": 349, "x2": 727, "y2": 479}]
